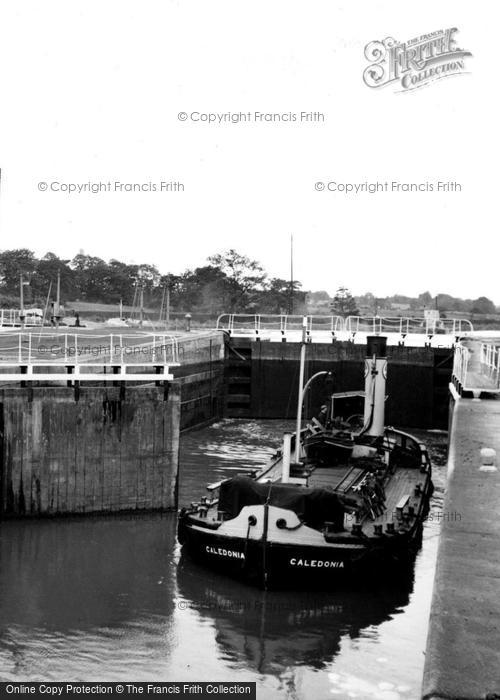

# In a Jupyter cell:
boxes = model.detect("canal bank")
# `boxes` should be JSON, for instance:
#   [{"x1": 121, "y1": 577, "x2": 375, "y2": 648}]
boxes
[{"x1": 422, "y1": 392, "x2": 500, "y2": 700}]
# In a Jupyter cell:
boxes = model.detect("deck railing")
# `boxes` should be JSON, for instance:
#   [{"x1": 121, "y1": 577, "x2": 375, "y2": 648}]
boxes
[
  {"x1": 479, "y1": 342, "x2": 500, "y2": 388},
  {"x1": 216, "y1": 314, "x2": 473, "y2": 337},
  {"x1": 215, "y1": 314, "x2": 346, "y2": 336},
  {"x1": 307, "y1": 315, "x2": 345, "y2": 333},
  {"x1": 0, "y1": 332, "x2": 180, "y2": 382},
  {"x1": 452, "y1": 341, "x2": 500, "y2": 395},
  {"x1": 452, "y1": 343, "x2": 470, "y2": 388},
  {"x1": 0, "y1": 332, "x2": 180, "y2": 364},
  {"x1": 344, "y1": 316, "x2": 473, "y2": 336}
]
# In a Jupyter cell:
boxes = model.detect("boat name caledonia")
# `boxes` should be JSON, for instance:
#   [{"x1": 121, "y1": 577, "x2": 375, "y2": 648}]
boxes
[
  {"x1": 290, "y1": 558, "x2": 344, "y2": 568},
  {"x1": 206, "y1": 546, "x2": 245, "y2": 559}
]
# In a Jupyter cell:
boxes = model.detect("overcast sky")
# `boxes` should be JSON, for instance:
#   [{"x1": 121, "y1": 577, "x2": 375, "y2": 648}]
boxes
[{"x1": 0, "y1": 1, "x2": 496, "y2": 301}]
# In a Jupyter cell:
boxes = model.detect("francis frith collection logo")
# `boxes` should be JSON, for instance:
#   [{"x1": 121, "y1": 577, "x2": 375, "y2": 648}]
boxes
[{"x1": 363, "y1": 28, "x2": 472, "y2": 91}]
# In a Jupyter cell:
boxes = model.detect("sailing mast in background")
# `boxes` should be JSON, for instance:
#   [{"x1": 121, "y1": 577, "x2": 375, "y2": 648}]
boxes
[
  {"x1": 158, "y1": 277, "x2": 171, "y2": 328},
  {"x1": 54, "y1": 270, "x2": 61, "y2": 328},
  {"x1": 289, "y1": 234, "x2": 294, "y2": 315},
  {"x1": 19, "y1": 273, "x2": 25, "y2": 328}
]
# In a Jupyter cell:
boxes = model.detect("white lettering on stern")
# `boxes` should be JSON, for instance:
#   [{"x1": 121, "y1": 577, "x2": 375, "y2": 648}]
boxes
[
  {"x1": 290, "y1": 558, "x2": 345, "y2": 568},
  {"x1": 206, "y1": 545, "x2": 245, "y2": 560}
]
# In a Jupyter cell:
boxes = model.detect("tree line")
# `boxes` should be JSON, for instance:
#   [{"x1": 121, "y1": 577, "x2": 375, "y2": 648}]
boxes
[
  {"x1": 0, "y1": 247, "x2": 496, "y2": 316},
  {"x1": 355, "y1": 291, "x2": 497, "y2": 315},
  {"x1": 310, "y1": 289, "x2": 498, "y2": 316},
  {"x1": 0, "y1": 248, "x2": 305, "y2": 314}
]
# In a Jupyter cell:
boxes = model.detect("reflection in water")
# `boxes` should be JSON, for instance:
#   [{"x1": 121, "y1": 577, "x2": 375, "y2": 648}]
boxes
[
  {"x1": 176, "y1": 553, "x2": 413, "y2": 675},
  {"x1": 0, "y1": 515, "x2": 178, "y2": 680},
  {"x1": 0, "y1": 420, "x2": 448, "y2": 699}
]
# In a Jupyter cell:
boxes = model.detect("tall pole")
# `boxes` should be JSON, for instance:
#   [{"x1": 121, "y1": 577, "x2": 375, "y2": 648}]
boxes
[
  {"x1": 166, "y1": 279, "x2": 170, "y2": 329},
  {"x1": 131, "y1": 281, "x2": 138, "y2": 321},
  {"x1": 139, "y1": 285, "x2": 144, "y2": 328},
  {"x1": 294, "y1": 316, "x2": 308, "y2": 462},
  {"x1": 55, "y1": 270, "x2": 61, "y2": 328},
  {"x1": 159, "y1": 286, "x2": 166, "y2": 323},
  {"x1": 19, "y1": 273, "x2": 25, "y2": 329},
  {"x1": 289, "y1": 234, "x2": 294, "y2": 315}
]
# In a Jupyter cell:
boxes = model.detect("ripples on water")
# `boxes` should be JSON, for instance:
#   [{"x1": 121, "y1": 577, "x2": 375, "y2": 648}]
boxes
[{"x1": 0, "y1": 419, "x2": 448, "y2": 699}]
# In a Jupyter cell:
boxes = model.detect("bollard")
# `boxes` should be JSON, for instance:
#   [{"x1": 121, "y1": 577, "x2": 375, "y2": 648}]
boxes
[
  {"x1": 185, "y1": 313, "x2": 192, "y2": 332},
  {"x1": 480, "y1": 447, "x2": 497, "y2": 472}
]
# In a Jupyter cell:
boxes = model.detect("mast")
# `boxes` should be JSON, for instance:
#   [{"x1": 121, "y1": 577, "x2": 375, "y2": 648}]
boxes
[
  {"x1": 40, "y1": 282, "x2": 52, "y2": 332},
  {"x1": 159, "y1": 286, "x2": 166, "y2": 323},
  {"x1": 159, "y1": 278, "x2": 171, "y2": 328},
  {"x1": 139, "y1": 284, "x2": 144, "y2": 328},
  {"x1": 55, "y1": 270, "x2": 61, "y2": 328},
  {"x1": 19, "y1": 273, "x2": 25, "y2": 329},
  {"x1": 289, "y1": 234, "x2": 294, "y2": 315},
  {"x1": 166, "y1": 278, "x2": 170, "y2": 329},
  {"x1": 294, "y1": 316, "x2": 308, "y2": 462},
  {"x1": 131, "y1": 281, "x2": 138, "y2": 322}
]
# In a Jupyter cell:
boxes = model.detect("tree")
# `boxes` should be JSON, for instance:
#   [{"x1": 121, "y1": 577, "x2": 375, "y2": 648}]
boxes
[
  {"x1": 31, "y1": 252, "x2": 76, "y2": 300},
  {"x1": 434, "y1": 293, "x2": 468, "y2": 313},
  {"x1": 136, "y1": 264, "x2": 161, "y2": 291},
  {"x1": 259, "y1": 278, "x2": 305, "y2": 314},
  {"x1": 70, "y1": 254, "x2": 110, "y2": 301},
  {"x1": 173, "y1": 265, "x2": 226, "y2": 311},
  {"x1": 418, "y1": 291, "x2": 433, "y2": 308},
  {"x1": 208, "y1": 249, "x2": 267, "y2": 311},
  {"x1": 106, "y1": 259, "x2": 140, "y2": 303},
  {"x1": 471, "y1": 296, "x2": 496, "y2": 315},
  {"x1": 356, "y1": 291, "x2": 380, "y2": 313},
  {"x1": 330, "y1": 286, "x2": 359, "y2": 318},
  {"x1": 0, "y1": 249, "x2": 37, "y2": 294},
  {"x1": 308, "y1": 290, "x2": 331, "y2": 302}
]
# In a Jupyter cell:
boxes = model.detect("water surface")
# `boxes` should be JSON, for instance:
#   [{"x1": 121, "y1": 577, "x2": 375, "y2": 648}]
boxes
[{"x1": 0, "y1": 419, "x2": 448, "y2": 699}]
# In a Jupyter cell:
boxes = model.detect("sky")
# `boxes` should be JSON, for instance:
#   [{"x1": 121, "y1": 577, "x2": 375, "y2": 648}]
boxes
[{"x1": 0, "y1": 1, "x2": 497, "y2": 301}]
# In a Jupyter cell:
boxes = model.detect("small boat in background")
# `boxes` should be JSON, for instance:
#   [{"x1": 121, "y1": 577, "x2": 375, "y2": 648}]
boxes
[{"x1": 178, "y1": 332, "x2": 433, "y2": 589}]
